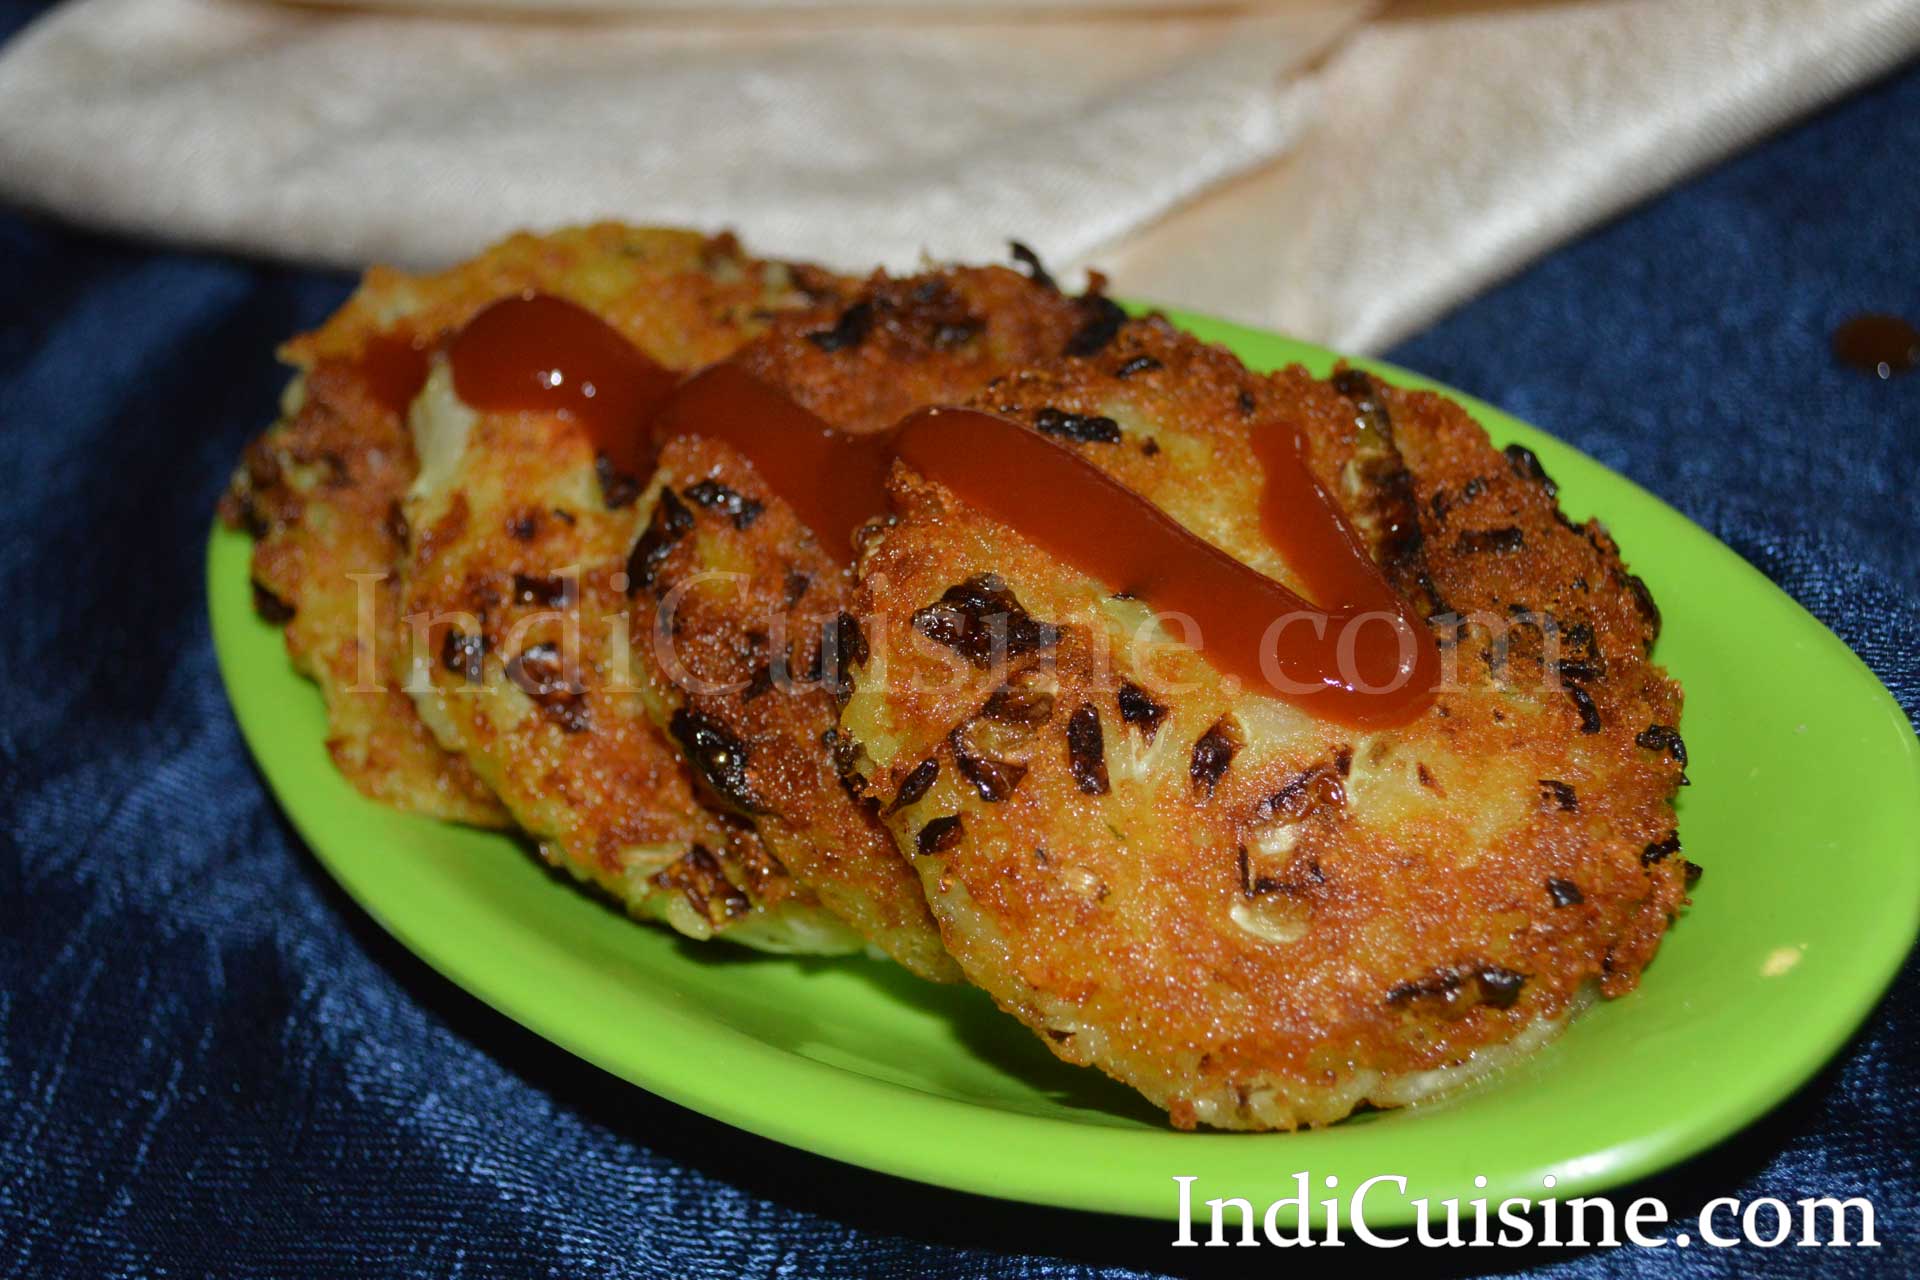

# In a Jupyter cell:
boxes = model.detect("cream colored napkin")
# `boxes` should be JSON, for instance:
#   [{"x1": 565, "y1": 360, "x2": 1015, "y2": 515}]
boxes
[
  {"x1": 1108, "y1": 0, "x2": 1920, "y2": 349},
  {"x1": 1, "y1": 0, "x2": 1915, "y2": 351}
]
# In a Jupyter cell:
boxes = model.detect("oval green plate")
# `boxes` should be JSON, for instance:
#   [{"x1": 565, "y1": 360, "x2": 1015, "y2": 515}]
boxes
[{"x1": 209, "y1": 312, "x2": 1920, "y2": 1226}]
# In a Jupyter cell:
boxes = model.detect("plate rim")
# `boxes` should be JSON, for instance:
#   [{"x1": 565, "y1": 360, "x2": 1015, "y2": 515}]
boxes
[{"x1": 210, "y1": 308, "x2": 1920, "y2": 1225}]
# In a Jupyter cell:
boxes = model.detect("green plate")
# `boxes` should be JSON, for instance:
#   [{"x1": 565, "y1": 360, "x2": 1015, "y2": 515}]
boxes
[{"x1": 209, "y1": 312, "x2": 1920, "y2": 1226}]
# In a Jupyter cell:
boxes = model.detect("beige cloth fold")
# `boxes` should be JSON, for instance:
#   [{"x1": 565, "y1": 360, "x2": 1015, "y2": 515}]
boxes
[
  {"x1": 1109, "y1": 0, "x2": 1920, "y2": 350},
  {"x1": 1, "y1": 0, "x2": 1915, "y2": 351}
]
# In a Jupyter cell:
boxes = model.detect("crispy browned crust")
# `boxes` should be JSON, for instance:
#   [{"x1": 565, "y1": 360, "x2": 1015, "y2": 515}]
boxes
[
  {"x1": 730, "y1": 266, "x2": 1120, "y2": 434},
  {"x1": 220, "y1": 224, "x2": 841, "y2": 824},
  {"x1": 841, "y1": 318, "x2": 1691, "y2": 1129},
  {"x1": 624, "y1": 265, "x2": 1103, "y2": 980},
  {"x1": 398, "y1": 397, "x2": 841, "y2": 943},
  {"x1": 390, "y1": 229, "x2": 876, "y2": 943},
  {"x1": 221, "y1": 316, "x2": 506, "y2": 825}
]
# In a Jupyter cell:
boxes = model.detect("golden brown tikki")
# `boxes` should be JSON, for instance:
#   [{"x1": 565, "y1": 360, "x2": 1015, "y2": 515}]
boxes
[
  {"x1": 838, "y1": 318, "x2": 1695, "y2": 1128},
  {"x1": 622, "y1": 264, "x2": 1112, "y2": 981},
  {"x1": 392, "y1": 250, "x2": 872, "y2": 950},
  {"x1": 219, "y1": 224, "x2": 842, "y2": 828}
]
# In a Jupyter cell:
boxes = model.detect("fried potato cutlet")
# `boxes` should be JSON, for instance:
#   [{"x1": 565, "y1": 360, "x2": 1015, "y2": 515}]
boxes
[
  {"x1": 392, "y1": 235, "x2": 877, "y2": 950},
  {"x1": 220, "y1": 224, "x2": 841, "y2": 826},
  {"x1": 622, "y1": 264, "x2": 1113, "y2": 981},
  {"x1": 839, "y1": 318, "x2": 1694, "y2": 1129}
]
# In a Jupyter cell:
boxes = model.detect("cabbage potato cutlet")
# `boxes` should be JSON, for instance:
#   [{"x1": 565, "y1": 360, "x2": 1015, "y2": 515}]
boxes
[
  {"x1": 840, "y1": 318, "x2": 1694, "y2": 1129},
  {"x1": 225, "y1": 226, "x2": 869, "y2": 945},
  {"x1": 399, "y1": 353, "x2": 858, "y2": 952},
  {"x1": 221, "y1": 224, "x2": 840, "y2": 825},
  {"x1": 225, "y1": 226, "x2": 1693, "y2": 1131},
  {"x1": 625, "y1": 264, "x2": 1108, "y2": 981}
]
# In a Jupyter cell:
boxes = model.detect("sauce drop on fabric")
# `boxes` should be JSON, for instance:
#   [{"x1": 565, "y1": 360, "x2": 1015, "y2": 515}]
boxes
[{"x1": 1832, "y1": 313, "x2": 1919, "y2": 378}]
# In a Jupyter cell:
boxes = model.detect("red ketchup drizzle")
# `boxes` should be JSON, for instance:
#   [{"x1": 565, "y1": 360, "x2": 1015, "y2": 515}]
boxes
[
  {"x1": 647, "y1": 363, "x2": 898, "y2": 564},
  {"x1": 341, "y1": 332, "x2": 431, "y2": 418},
  {"x1": 649, "y1": 365, "x2": 1435, "y2": 726},
  {"x1": 448, "y1": 293, "x2": 680, "y2": 477},
  {"x1": 444, "y1": 293, "x2": 1437, "y2": 726},
  {"x1": 888, "y1": 407, "x2": 1437, "y2": 726}
]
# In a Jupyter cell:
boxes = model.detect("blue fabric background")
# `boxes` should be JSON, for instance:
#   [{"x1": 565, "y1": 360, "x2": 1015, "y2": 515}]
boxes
[{"x1": 0, "y1": 2, "x2": 1913, "y2": 1270}]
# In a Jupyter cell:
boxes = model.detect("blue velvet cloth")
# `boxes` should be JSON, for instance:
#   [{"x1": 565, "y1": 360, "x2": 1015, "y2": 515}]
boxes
[{"x1": 1, "y1": 6, "x2": 1914, "y2": 1269}]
